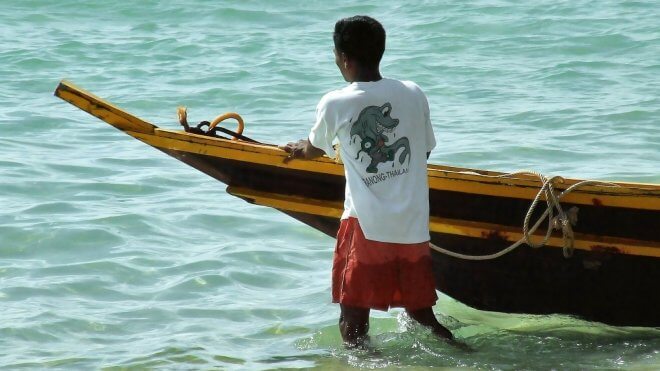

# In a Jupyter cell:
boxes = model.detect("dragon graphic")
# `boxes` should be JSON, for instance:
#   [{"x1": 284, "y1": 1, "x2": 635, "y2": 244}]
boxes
[{"x1": 350, "y1": 103, "x2": 410, "y2": 173}]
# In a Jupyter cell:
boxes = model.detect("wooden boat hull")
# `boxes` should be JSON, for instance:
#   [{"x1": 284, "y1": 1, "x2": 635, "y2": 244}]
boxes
[{"x1": 55, "y1": 81, "x2": 660, "y2": 327}]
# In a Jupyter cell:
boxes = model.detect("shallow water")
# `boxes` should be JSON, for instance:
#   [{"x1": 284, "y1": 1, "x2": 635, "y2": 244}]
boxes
[{"x1": 1, "y1": 0, "x2": 658, "y2": 369}]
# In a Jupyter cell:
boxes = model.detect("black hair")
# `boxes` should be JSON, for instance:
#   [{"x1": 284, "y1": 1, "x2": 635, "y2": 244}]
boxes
[{"x1": 333, "y1": 16, "x2": 385, "y2": 69}]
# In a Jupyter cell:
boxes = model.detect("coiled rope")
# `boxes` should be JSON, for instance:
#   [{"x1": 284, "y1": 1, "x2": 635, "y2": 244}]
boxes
[
  {"x1": 429, "y1": 171, "x2": 620, "y2": 260},
  {"x1": 177, "y1": 107, "x2": 260, "y2": 143}
]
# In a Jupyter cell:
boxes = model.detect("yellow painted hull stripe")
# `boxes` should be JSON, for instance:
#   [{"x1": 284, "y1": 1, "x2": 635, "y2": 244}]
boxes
[{"x1": 227, "y1": 186, "x2": 660, "y2": 258}]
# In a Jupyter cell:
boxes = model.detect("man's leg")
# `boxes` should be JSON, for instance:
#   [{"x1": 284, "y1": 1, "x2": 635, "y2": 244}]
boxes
[
  {"x1": 405, "y1": 306, "x2": 453, "y2": 340},
  {"x1": 339, "y1": 304, "x2": 370, "y2": 346}
]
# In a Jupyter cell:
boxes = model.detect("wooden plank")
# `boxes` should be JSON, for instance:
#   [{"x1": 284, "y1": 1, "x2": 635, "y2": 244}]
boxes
[
  {"x1": 129, "y1": 130, "x2": 346, "y2": 176},
  {"x1": 227, "y1": 186, "x2": 343, "y2": 218},
  {"x1": 138, "y1": 130, "x2": 660, "y2": 210},
  {"x1": 226, "y1": 186, "x2": 660, "y2": 258},
  {"x1": 54, "y1": 80, "x2": 155, "y2": 134},
  {"x1": 427, "y1": 176, "x2": 660, "y2": 210}
]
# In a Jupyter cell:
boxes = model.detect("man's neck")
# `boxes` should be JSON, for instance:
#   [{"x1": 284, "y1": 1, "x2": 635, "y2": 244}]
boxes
[{"x1": 352, "y1": 68, "x2": 382, "y2": 82}]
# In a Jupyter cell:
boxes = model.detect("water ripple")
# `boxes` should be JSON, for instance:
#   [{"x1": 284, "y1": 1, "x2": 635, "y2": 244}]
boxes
[{"x1": 2, "y1": 0, "x2": 659, "y2": 369}]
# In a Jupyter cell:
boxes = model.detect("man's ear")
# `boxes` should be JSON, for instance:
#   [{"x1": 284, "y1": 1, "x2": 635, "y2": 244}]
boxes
[{"x1": 341, "y1": 52, "x2": 350, "y2": 69}]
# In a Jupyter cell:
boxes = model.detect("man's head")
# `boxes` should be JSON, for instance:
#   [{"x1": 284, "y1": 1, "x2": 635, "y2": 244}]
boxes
[{"x1": 333, "y1": 16, "x2": 385, "y2": 81}]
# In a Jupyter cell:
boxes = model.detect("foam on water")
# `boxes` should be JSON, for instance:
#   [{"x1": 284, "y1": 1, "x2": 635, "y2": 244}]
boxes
[{"x1": 1, "y1": 0, "x2": 658, "y2": 369}]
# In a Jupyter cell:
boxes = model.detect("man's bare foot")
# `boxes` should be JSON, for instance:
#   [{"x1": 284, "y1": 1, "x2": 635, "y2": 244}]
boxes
[{"x1": 343, "y1": 334, "x2": 371, "y2": 350}]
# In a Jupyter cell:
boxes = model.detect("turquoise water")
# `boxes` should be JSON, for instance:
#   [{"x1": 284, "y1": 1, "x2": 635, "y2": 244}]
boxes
[{"x1": 1, "y1": 0, "x2": 659, "y2": 369}]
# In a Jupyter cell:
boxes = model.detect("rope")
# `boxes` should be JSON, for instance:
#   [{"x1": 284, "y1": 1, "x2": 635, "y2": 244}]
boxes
[
  {"x1": 429, "y1": 171, "x2": 620, "y2": 260},
  {"x1": 177, "y1": 107, "x2": 260, "y2": 143}
]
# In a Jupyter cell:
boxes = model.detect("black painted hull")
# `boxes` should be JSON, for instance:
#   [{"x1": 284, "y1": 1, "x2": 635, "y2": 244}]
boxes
[{"x1": 164, "y1": 149, "x2": 660, "y2": 327}]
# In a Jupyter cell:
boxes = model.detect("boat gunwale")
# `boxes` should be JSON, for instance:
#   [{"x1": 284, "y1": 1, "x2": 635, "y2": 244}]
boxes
[
  {"x1": 54, "y1": 79, "x2": 660, "y2": 212},
  {"x1": 55, "y1": 80, "x2": 659, "y2": 193},
  {"x1": 152, "y1": 128, "x2": 660, "y2": 195}
]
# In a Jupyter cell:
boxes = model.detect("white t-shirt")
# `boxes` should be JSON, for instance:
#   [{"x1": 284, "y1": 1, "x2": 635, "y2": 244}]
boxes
[{"x1": 309, "y1": 78, "x2": 436, "y2": 243}]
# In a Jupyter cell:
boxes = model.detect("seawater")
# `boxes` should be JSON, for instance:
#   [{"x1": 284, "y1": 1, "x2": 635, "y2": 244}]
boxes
[{"x1": 1, "y1": 1, "x2": 659, "y2": 369}]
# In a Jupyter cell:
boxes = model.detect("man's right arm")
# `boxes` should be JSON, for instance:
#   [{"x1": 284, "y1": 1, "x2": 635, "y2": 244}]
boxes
[{"x1": 279, "y1": 139, "x2": 326, "y2": 161}]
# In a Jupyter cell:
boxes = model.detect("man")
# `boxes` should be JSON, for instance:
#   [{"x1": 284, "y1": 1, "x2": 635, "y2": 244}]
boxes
[{"x1": 280, "y1": 15, "x2": 453, "y2": 346}]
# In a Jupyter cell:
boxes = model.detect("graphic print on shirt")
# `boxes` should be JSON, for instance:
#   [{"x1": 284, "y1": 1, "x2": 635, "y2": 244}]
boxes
[{"x1": 349, "y1": 103, "x2": 411, "y2": 174}]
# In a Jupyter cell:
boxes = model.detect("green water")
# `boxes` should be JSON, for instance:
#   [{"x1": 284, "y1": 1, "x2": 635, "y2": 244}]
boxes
[{"x1": 1, "y1": 1, "x2": 658, "y2": 369}]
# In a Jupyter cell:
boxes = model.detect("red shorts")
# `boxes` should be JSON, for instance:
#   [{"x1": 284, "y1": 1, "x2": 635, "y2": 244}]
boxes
[{"x1": 332, "y1": 217, "x2": 438, "y2": 311}]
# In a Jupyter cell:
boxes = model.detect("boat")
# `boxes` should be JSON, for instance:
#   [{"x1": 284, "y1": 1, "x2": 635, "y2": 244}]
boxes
[{"x1": 54, "y1": 81, "x2": 660, "y2": 327}]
